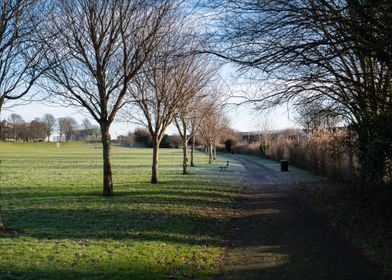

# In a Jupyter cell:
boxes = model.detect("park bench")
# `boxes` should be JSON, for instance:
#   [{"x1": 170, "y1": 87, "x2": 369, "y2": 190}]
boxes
[{"x1": 219, "y1": 161, "x2": 230, "y2": 171}]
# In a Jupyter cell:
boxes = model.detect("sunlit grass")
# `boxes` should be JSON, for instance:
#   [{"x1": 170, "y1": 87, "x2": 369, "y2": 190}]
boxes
[{"x1": 0, "y1": 142, "x2": 242, "y2": 279}]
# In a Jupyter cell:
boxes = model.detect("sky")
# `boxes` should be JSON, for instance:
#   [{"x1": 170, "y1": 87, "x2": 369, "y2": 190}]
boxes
[{"x1": 2, "y1": 65, "x2": 299, "y2": 139}]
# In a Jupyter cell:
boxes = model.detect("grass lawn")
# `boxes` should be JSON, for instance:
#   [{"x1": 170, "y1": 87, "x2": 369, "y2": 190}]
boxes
[{"x1": 0, "y1": 142, "x2": 243, "y2": 279}]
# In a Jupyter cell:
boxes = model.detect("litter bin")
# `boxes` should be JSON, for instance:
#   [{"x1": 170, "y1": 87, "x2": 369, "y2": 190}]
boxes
[{"x1": 281, "y1": 160, "x2": 288, "y2": 172}]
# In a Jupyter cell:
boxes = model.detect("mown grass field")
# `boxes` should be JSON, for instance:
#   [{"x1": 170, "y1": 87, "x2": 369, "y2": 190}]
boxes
[{"x1": 0, "y1": 142, "x2": 243, "y2": 279}]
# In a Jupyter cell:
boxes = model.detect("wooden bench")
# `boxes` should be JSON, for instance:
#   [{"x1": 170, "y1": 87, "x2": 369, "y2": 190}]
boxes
[{"x1": 219, "y1": 161, "x2": 230, "y2": 171}]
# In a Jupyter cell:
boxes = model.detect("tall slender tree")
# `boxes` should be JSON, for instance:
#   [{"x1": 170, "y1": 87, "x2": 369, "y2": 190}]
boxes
[
  {"x1": 198, "y1": 102, "x2": 229, "y2": 164},
  {"x1": 174, "y1": 91, "x2": 216, "y2": 174},
  {"x1": 42, "y1": 113, "x2": 56, "y2": 142}
]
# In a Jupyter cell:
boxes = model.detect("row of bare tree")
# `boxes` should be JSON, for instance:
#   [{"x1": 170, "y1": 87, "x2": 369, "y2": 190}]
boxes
[
  {"x1": 0, "y1": 0, "x2": 229, "y2": 199},
  {"x1": 0, "y1": 113, "x2": 100, "y2": 142}
]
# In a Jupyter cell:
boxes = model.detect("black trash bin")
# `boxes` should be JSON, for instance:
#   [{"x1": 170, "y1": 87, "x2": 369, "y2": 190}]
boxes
[{"x1": 281, "y1": 160, "x2": 288, "y2": 172}]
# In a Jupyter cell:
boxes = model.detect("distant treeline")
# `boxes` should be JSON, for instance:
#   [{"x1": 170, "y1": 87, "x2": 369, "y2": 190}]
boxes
[
  {"x1": 0, "y1": 113, "x2": 100, "y2": 142},
  {"x1": 117, "y1": 128, "x2": 202, "y2": 149}
]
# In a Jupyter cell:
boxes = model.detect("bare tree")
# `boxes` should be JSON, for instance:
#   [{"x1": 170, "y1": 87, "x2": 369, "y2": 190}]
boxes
[
  {"x1": 82, "y1": 118, "x2": 93, "y2": 131},
  {"x1": 42, "y1": 113, "x2": 56, "y2": 141},
  {"x1": 58, "y1": 117, "x2": 78, "y2": 141},
  {"x1": 295, "y1": 101, "x2": 342, "y2": 132},
  {"x1": 7, "y1": 113, "x2": 24, "y2": 140},
  {"x1": 199, "y1": 102, "x2": 230, "y2": 164},
  {"x1": 128, "y1": 21, "x2": 212, "y2": 183},
  {"x1": 0, "y1": 1, "x2": 46, "y2": 115},
  {"x1": 28, "y1": 118, "x2": 46, "y2": 141},
  {"x1": 39, "y1": 0, "x2": 173, "y2": 195},
  {"x1": 210, "y1": 0, "x2": 392, "y2": 185},
  {"x1": 255, "y1": 115, "x2": 273, "y2": 158},
  {"x1": 174, "y1": 91, "x2": 216, "y2": 173}
]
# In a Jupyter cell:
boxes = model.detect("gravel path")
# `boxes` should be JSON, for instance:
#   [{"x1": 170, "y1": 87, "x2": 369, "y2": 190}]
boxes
[{"x1": 218, "y1": 155, "x2": 383, "y2": 280}]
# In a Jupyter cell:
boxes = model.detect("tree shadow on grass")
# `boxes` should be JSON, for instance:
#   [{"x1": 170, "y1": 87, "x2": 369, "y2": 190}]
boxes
[
  {"x1": 1, "y1": 182, "x2": 236, "y2": 245},
  {"x1": 3, "y1": 189, "x2": 235, "y2": 210},
  {"x1": 3, "y1": 206, "x2": 226, "y2": 245},
  {"x1": 0, "y1": 261, "x2": 204, "y2": 280},
  {"x1": 0, "y1": 185, "x2": 231, "y2": 279}
]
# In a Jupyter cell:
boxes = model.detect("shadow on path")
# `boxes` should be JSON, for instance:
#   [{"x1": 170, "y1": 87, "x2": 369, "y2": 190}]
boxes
[{"x1": 218, "y1": 155, "x2": 383, "y2": 280}]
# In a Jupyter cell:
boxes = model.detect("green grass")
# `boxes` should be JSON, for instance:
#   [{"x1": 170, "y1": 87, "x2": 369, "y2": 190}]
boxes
[{"x1": 0, "y1": 142, "x2": 243, "y2": 279}]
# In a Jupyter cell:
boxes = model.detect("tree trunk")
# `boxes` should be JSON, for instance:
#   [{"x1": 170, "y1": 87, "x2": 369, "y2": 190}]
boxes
[
  {"x1": 208, "y1": 144, "x2": 213, "y2": 164},
  {"x1": 190, "y1": 135, "x2": 195, "y2": 167},
  {"x1": 213, "y1": 144, "x2": 216, "y2": 160},
  {"x1": 356, "y1": 121, "x2": 388, "y2": 188},
  {"x1": 0, "y1": 96, "x2": 3, "y2": 116},
  {"x1": 0, "y1": 185, "x2": 4, "y2": 231},
  {"x1": 151, "y1": 137, "x2": 160, "y2": 184},
  {"x1": 0, "y1": 98, "x2": 5, "y2": 230},
  {"x1": 0, "y1": 205, "x2": 4, "y2": 231},
  {"x1": 0, "y1": 97, "x2": 3, "y2": 140},
  {"x1": 182, "y1": 139, "x2": 188, "y2": 174},
  {"x1": 101, "y1": 125, "x2": 114, "y2": 196},
  {"x1": 348, "y1": 146, "x2": 355, "y2": 181}
]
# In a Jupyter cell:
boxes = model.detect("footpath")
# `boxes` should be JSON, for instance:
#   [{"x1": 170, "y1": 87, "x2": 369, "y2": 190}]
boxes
[{"x1": 217, "y1": 155, "x2": 383, "y2": 280}]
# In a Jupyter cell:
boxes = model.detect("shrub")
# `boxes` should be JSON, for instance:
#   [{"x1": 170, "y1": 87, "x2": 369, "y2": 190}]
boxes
[
  {"x1": 160, "y1": 134, "x2": 181, "y2": 148},
  {"x1": 233, "y1": 129, "x2": 357, "y2": 182},
  {"x1": 134, "y1": 128, "x2": 152, "y2": 146}
]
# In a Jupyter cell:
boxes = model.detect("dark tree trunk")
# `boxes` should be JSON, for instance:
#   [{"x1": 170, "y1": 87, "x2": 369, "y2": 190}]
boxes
[
  {"x1": 0, "y1": 98, "x2": 5, "y2": 230},
  {"x1": 208, "y1": 144, "x2": 213, "y2": 164},
  {"x1": 0, "y1": 97, "x2": 3, "y2": 139},
  {"x1": 0, "y1": 96, "x2": 3, "y2": 116},
  {"x1": 359, "y1": 135, "x2": 385, "y2": 186},
  {"x1": 0, "y1": 200, "x2": 4, "y2": 231},
  {"x1": 190, "y1": 135, "x2": 195, "y2": 167},
  {"x1": 101, "y1": 125, "x2": 114, "y2": 196},
  {"x1": 355, "y1": 116, "x2": 390, "y2": 188},
  {"x1": 151, "y1": 137, "x2": 160, "y2": 184},
  {"x1": 182, "y1": 139, "x2": 188, "y2": 174},
  {"x1": 0, "y1": 189, "x2": 4, "y2": 231}
]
